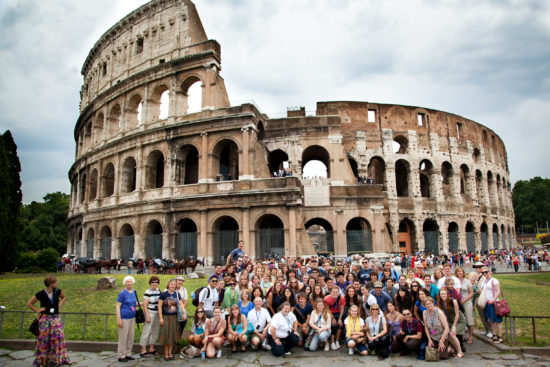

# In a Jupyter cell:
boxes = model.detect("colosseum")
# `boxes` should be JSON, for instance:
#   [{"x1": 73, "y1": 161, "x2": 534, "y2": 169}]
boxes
[{"x1": 67, "y1": 0, "x2": 516, "y2": 263}]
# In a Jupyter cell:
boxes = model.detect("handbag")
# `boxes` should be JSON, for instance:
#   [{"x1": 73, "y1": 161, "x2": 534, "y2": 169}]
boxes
[
  {"x1": 180, "y1": 345, "x2": 201, "y2": 358},
  {"x1": 425, "y1": 346, "x2": 440, "y2": 361},
  {"x1": 494, "y1": 286, "x2": 510, "y2": 317},
  {"x1": 29, "y1": 317, "x2": 39, "y2": 337},
  {"x1": 134, "y1": 291, "x2": 146, "y2": 325},
  {"x1": 477, "y1": 285, "x2": 487, "y2": 309}
]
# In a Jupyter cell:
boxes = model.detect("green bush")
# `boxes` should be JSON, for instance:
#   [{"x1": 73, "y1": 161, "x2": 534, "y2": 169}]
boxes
[
  {"x1": 37, "y1": 247, "x2": 59, "y2": 272},
  {"x1": 16, "y1": 252, "x2": 38, "y2": 272},
  {"x1": 540, "y1": 234, "x2": 550, "y2": 245}
]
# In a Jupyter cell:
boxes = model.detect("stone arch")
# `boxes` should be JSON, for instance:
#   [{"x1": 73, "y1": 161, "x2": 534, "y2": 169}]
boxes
[
  {"x1": 346, "y1": 217, "x2": 372, "y2": 254},
  {"x1": 423, "y1": 219, "x2": 440, "y2": 255},
  {"x1": 102, "y1": 162, "x2": 115, "y2": 197},
  {"x1": 473, "y1": 148, "x2": 481, "y2": 162},
  {"x1": 302, "y1": 145, "x2": 330, "y2": 178},
  {"x1": 149, "y1": 84, "x2": 170, "y2": 122},
  {"x1": 145, "y1": 150, "x2": 165, "y2": 189},
  {"x1": 99, "y1": 225, "x2": 112, "y2": 259},
  {"x1": 305, "y1": 218, "x2": 334, "y2": 254},
  {"x1": 212, "y1": 215, "x2": 240, "y2": 263},
  {"x1": 119, "y1": 223, "x2": 135, "y2": 261},
  {"x1": 348, "y1": 155, "x2": 359, "y2": 179},
  {"x1": 89, "y1": 169, "x2": 98, "y2": 200},
  {"x1": 501, "y1": 224, "x2": 506, "y2": 249},
  {"x1": 86, "y1": 228, "x2": 94, "y2": 258},
  {"x1": 145, "y1": 220, "x2": 163, "y2": 259},
  {"x1": 419, "y1": 159, "x2": 434, "y2": 198},
  {"x1": 480, "y1": 222, "x2": 489, "y2": 252},
  {"x1": 180, "y1": 75, "x2": 203, "y2": 114},
  {"x1": 475, "y1": 170, "x2": 484, "y2": 202},
  {"x1": 255, "y1": 214, "x2": 285, "y2": 258},
  {"x1": 368, "y1": 156, "x2": 386, "y2": 185},
  {"x1": 460, "y1": 164, "x2": 470, "y2": 195},
  {"x1": 395, "y1": 159, "x2": 411, "y2": 197},
  {"x1": 176, "y1": 218, "x2": 198, "y2": 259},
  {"x1": 213, "y1": 139, "x2": 239, "y2": 181},
  {"x1": 441, "y1": 161, "x2": 453, "y2": 197},
  {"x1": 176, "y1": 144, "x2": 199, "y2": 184},
  {"x1": 108, "y1": 104, "x2": 122, "y2": 134},
  {"x1": 126, "y1": 94, "x2": 143, "y2": 128},
  {"x1": 487, "y1": 171, "x2": 495, "y2": 206},
  {"x1": 93, "y1": 112, "x2": 104, "y2": 143},
  {"x1": 465, "y1": 221, "x2": 475, "y2": 253},
  {"x1": 393, "y1": 135, "x2": 408, "y2": 154},
  {"x1": 398, "y1": 218, "x2": 416, "y2": 254},
  {"x1": 492, "y1": 223, "x2": 500, "y2": 249},
  {"x1": 268, "y1": 149, "x2": 289, "y2": 175},
  {"x1": 121, "y1": 156, "x2": 137, "y2": 193},
  {"x1": 448, "y1": 222, "x2": 459, "y2": 253},
  {"x1": 79, "y1": 173, "x2": 87, "y2": 203}
]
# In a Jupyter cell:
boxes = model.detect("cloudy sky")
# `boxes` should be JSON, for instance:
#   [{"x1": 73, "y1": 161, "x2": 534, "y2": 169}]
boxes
[{"x1": 0, "y1": 0, "x2": 549, "y2": 203}]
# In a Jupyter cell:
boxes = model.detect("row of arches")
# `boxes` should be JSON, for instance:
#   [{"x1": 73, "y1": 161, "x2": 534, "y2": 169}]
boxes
[
  {"x1": 305, "y1": 217, "x2": 373, "y2": 255},
  {"x1": 78, "y1": 77, "x2": 203, "y2": 156}
]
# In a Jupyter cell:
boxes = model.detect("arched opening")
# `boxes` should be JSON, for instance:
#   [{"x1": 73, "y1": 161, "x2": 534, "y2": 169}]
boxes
[
  {"x1": 76, "y1": 229, "x2": 83, "y2": 257},
  {"x1": 149, "y1": 85, "x2": 170, "y2": 122},
  {"x1": 255, "y1": 214, "x2": 285, "y2": 258},
  {"x1": 419, "y1": 159, "x2": 433, "y2": 198},
  {"x1": 86, "y1": 228, "x2": 94, "y2": 259},
  {"x1": 501, "y1": 224, "x2": 506, "y2": 249},
  {"x1": 441, "y1": 162, "x2": 453, "y2": 197},
  {"x1": 102, "y1": 163, "x2": 115, "y2": 197},
  {"x1": 475, "y1": 170, "x2": 484, "y2": 202},
  {"x1": 181, "y1": 77, "x2": 203, "y2": 114},
  {"x1": 176, "y1": 145, "x2": 199, "y2": 184},
  {"x1": 257, "y1": 122, "x2": 265, "y2": 141},
  {"x1": 119, "y1": 224, "x2": 135, "y2": 261},
  {"x1": 487, "y1": 171, "x2": 495, "y2": 206},
  {"x1": 480, "y1": 222, "x2": 489, "y2": 252},
  {"x1": 393, "y1": 135, "x2": 408, "y2": 154},
  {"x1": 492, "y1": 223, "x2": 499, "y2": 249},
  {"x1": 121, "y1": 157, "x2": 137, "y2": 193},
  {"x1": 146, "y1": 220, "x2": 163, "y2": 259},
  {"x1": 212, "y1": 216, "x2": 239, "y2": 263},
  {"x1": 145, "y1": 150, "x2": 165, "y2": 189},
  {"x1": 79, "y1": 173, "x2": 87, "y2": 203},
  {"x1": 423, "y1": 219, "x2": 440, "y2": 255},
  {"x1": 398, "y1": 219, "x2": 416, "y2": 254},
  {"x1": 448, "y1": 222, "x2": 459, "y2": 253},
  {"x1": 346, "y1": 217, "x2": 372, "y2": 254},
  {"x1": 460, "y1": 164, "x2": 470, "y2": 195},
  {"x1": 473, "y1": 148, "x2": 481, "y2": 162},
  {"x1": 465, "y1": 222, "x2": 475, "y2": 253},
  {"x1": 368, "y1": 156, "x2": 386, "y2": 185},
  {"x1": 395, "y1": 159, "x2": 410, "y2": 197},
  {"x1": 108, "y1": 104, "x2": 121, "y2": 134},
  {"x1": 348, "y1": 156, "x2": 359, "y2": 179},
  {"x1": 507, "y1": 226, "x2": 512, "y2": 249},
  {"x1": 176, "y1": 219, "x2": 198, "y2": 259},
  {"x1": 305, "y1": 218, "x2": 334, "y2": 254},
  {"x1": 89, "y1": 169, "x2": 98, "y2": 200},
  {"x1": 214, "y1": 140, "x2": 239, "y2": 181},
  {"x1": 99, "y1": 226, "x2": 112, "y2": 259},
  {"x1": 93, "y1": 113, "x2": 104, "y2": 143},
  {"x1": 159, "y1": 90, "x2": 170, "y2": 120},
  {"x1": 302, "y1": 145, "x2": 330, "y2": 179},
  {"x1": 268, "y1": 149, "x2": 289, "y2": 176},
  {"x1": 127, "y1": 94, "x2": 143, "y2": 128}
]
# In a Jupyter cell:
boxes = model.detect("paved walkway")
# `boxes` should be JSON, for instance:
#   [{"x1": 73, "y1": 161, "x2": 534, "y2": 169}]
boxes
[{"x1": 1, "y1": 339, "x2": 548, "y2": 367}]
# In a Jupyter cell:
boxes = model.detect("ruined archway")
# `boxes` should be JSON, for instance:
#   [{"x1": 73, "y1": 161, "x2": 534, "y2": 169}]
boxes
[
  {"x1": 212, "y1": 216, "x2": 239, "y2": 263},
  {"x1": 176, "y1": 218, "x2": 198, "y2": 259},
  {"x1": 466, "y1": 222, "x2": 475, "y2": 253},
  {"x1": 398, "y1": 219, "x2": 416, "y2": 254},
  {"x1": 395, "y1": 159, "x2": 410, "y2": 197},
  {"x1": 119, "y1": 224, "x2": 135, "y2": 261},
  {"x1": 121, "y1": 157, "x2": 137, "y2": 193},
  {"x1": 176, "y1": 145, "x2": 199, "y2": 184},
  {"x1": 368, "y1": 156, "x2": 385, "y2": 185},
  {"x1": 302, "y1": 145, "x2": 330, "y2": 178},
  {"x1": 86, "y1": 228, "x2": 94, "y2": 259},
  {"x1": 145, "y1": 220, "x2": 163, "y2": 259},
  {"x1": 448, "y1": 222, "x2": 459, "y2": 253},
  {"x1": 214, "y1": 139, "x2": 239, "y2": 181},
  {"x1": 145, "y1": 150, "x2": 165, "y2": 189},
  {"x1": 305, "y1": 218, "x2": 334, "y2": 254},
  {"x1": 99, "y1": 226, "x2": 112, "y2": 259},
  {"x1": 255, "y1": 214, "x2": 285, "y2": 258},
  {"x1": 89, "y1": 169, "x2": 98, "y2": 200},
  {"x1": 268, "y1": 149, "x2": 289, "y2": 176},
  {"x1": 346, "y1": 217, "x2": 372, "y2": 254},
  {"x1": 441, "y1": 162, "x2": 453, "y2": 197},
  {"x1": 423, "y1": 219, "x2": 440, "y2": 255},
  {"x1": 102, "y1": 163, "x2": 115, "y2": 197},
  {"x1": 393, "y1": 135, "x2": 408, "y2": 154},
  {"x1": 419, "y1": 159, "x2": 433, "y2": 198},
  {"x1": 480, "y1": 222, "x2": 489, "y2": 252}
]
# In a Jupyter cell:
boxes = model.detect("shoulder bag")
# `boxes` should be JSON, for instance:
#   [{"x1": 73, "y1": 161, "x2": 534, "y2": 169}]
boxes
[
  {"x1": 494, "y1": 282, "x2": 510, "y2": 317},
  {"x1": 134, "y1": 291, "x2": 146, "y2": 325},
  {"x1": 425, "y1": 346, "x2": 440, "y2": 361},
  {"x1": 477, "y1": 283, "x2": 487, "y2": 309},
  {"x1": 29, "y1": 317, "x2": 40, "y2": 337},
  {"x1": 176, "y1": 291, "x2": 185, "y2": 322}
]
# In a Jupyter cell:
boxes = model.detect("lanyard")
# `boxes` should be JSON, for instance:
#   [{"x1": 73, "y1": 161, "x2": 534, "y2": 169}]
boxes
[
  {"x1": 369, "y1": 315, "x2": 380, "y2": 335},
  {"x1": 351, "y1": 317, "x2": 360, "y2": 332},
  {"x1": 428, "y1": 310, "x2": 436, "y2": 329},
  {"x1": 284, "y1": 315, "x2": 292, "y2": 331},
  {"x1": 406, "y1": 321, "x2": 413, "y2": 334},
  {"x1": 47, "y1": 290, "x2": 54, "y2": 304},
  {"x1": 211, "y1": 319, "x2": 220, "y2": 332},
  {"x1": 255, "y1": 309, "x2": 262, "y2": 324}
]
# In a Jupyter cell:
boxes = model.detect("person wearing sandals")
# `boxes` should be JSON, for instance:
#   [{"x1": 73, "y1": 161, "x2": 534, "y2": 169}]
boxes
[
  {"x1": 345, "y1": 305, "x2": 368, "y2": 356},
  {"x1": 139, "y1": 276, "x2": 161, "y2": 357},
  {"x1": 437, "y1": 287, "x2": 466, "y2": 355},
  {"x1": 423, "y1": 297, "x2": 463, "y2": 359},
  {"x1": 188, "y1": 308, "x2": 207, "y2": 347},
  {"x1": 158, "y1": 278, "x2": 186, "y2": 360},
  {"x1": 480, "y1": 267, "x2": 504, "y2": 344},
  {"x1": 27, "y1": 275, "x2": 72, "y2": 367},
  {"x1": 307, "y1": 298, "x2": 332, "y2": 351},
  {"x1": 365, "y1": 304, "x2": 390, "y2": 358},
  {"x1": 455, "y1": 266, "x2": 475, "y2": 344},
  {"x1": 227, "y1": 304, "x2": 250, "y2": 352},
  {"x1": 115, "y1": 276, "x2": 138, "y2": 363},
  {"x1": 202, "y1": 306, "x2": 227, "y2": 358}
]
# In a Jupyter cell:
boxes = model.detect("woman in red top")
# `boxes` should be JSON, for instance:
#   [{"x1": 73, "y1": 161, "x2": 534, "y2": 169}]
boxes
[{"x1": 324, "y1": 285, "x2": 345, "y2": 350}]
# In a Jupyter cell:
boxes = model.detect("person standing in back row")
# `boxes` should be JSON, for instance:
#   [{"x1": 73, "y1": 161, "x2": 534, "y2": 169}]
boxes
[{"x1": 226, "y1": 240, "x2": 245, "y2": 267}]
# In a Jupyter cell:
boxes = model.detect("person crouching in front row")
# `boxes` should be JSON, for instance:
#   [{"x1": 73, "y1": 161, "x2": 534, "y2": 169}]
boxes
[{"x1": 268, "y1": 302, "x2": 300, "y2": 356}]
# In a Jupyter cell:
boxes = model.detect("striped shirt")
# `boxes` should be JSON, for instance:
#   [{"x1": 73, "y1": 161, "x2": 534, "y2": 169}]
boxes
[{"x1": 143, "y1": 288, "x2": 161, "y2": 311}]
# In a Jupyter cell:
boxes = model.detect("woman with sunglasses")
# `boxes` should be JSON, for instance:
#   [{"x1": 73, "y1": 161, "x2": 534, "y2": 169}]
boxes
[
  {"x1": 480, "y1": 267, "x2": 504, "y2": 344},
  {"x1": 201, "y1": 306, "x2": 226, "y2": 358},
  {"x1": 365, "y1": 304, "x2": 390, "y2": 358},
  {"x1": 287, "y1": 278, "x2": 301, "y2": 294},
  {"x1": 139, "y1": 276, "x2": 161, "y2": 357},
  {"x1": 188, "y1": 308, "x2": 207, "y2": 347}
]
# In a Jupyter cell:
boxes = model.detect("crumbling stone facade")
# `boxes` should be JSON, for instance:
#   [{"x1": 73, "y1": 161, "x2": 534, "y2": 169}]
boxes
[{"x1": 67, "y1": 0, "x2": 516, "y2": 262}]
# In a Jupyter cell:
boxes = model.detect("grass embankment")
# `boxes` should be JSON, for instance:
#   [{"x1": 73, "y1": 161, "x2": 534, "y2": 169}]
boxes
[
  {"x1": 0, "y1": 272, "x2": 549, "y2": 345},
  {"x1": 0, "y1": 273, "x2": 206, "y2": 342}
]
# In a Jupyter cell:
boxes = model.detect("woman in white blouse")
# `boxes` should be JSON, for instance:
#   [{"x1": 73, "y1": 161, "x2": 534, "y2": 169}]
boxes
[{"x1": 308, "y1": 298, "x2": 332, "y2": 351}]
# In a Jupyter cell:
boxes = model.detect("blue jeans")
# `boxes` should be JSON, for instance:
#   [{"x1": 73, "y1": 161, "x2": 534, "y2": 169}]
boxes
[{"x1": 309, "y1": 330, "x2": 331, "y2": 351}]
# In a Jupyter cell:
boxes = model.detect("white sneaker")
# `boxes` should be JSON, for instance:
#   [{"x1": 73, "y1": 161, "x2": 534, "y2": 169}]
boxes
[
  {"x1": 349, "y1": 347, "x2": 354, "y2": 355},
  {"x1": 335, "y1": 341, "x2": 341, "y2": 349},
  {"x1": 480, "y1": 330, "x2": 487, "y2": 336},
  {"x1": 324, "y1": 342, "x2": 330, "y2": 351},
  {"x1": 216, "y1": 349, "x2": 222, "y2": 358},
  {"x1": 487, "y1": 332, "x2": 494, "y2": 338},
  {"x1": 331, "y1": 342, "x2": 338, "y2": 350},
  {"x1": 284, "y1": 351, "x2": 292, "y2": 355},
  {"x1": 264, "y1": 344, "x2": 271, "y2": 351}
]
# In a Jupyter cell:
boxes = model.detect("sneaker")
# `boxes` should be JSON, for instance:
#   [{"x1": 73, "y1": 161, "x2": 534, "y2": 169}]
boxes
[
  {"x1": 284, "y1": 351, "x2": 292, "y2": 355},
  {"x1": 335, "y1": 341, "x2": 341, "y2": 349},
  {"x1": 487, "y1": 332, "x2": 494, "y2": 338},
  {"x1": 480, "y1": 330, "x2": 487, "y2": 335},
  {"x1": 216, "y1": 349, "x2": 222, "y2": 358},
  {"x1": 324, "y1": 342, "x2": 330, "y2": 352},
  {"x1": 331, "y1": 342, "x2": 338, "y2": 350},
  {"x1": 349, "y1": 347, "x2": 354, "y2": 355},
  {"x1": 251, "y1": 345, "x2": 257, "y2": 350},
  {"x1": 264, "y1": 344, "x2": 271, "y2": 351}
]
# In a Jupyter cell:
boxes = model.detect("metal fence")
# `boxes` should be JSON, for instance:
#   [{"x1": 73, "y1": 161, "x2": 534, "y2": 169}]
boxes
[
  {"x1": 176, "y1": 232, "x2": 197, "y2": 259},
  {"x1": 448, "y1": 232, "x2": 458, "y2": 253},
  {"x1": 307, "y1": 230, "x2": 334, "y2": 254},
  {"x1": 146, "y1": 234, "x2": 162, "y2": 259},
  {"x1": 504, "y1": 315, "x2": 550, "y2": 345},
  {"x1": 100, "y1": 237, "x2": 111, "y2": 259},
  {"x1": 256, "y1": 228, "x2": 285, "y2": 258},
  {"x1": 481, "y1": 232, "x2": 488, "y2": 251},
  {"x1": 120, "y1": 236, "x2": 134, "y2": 261},
  {"x1": 76, "y1": 240, "x2": 82, "y2": 258},
  {"x1": 213, "y1": 230, "x2": 239, "y2": 263},
  {"x1": 346, "y1": 230, "x2": 372, "y2": 254},
  {"x1": 493, "y1": 232, "x2": 498, "y2": 249},
  {"x1": 86, "y1": 239, "x2": 94, "y2": 258},
  {"x1": 466, "y1": 232, "x2": 475, "y2": 253},
  {"x1": 424, "y1": 231, "x2": 439, "y2": 255}
]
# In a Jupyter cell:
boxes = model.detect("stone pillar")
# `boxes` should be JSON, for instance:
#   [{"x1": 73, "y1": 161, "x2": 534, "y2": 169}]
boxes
[
  {"x1": 242, "y1": 208, "x2": 250, "y2": 255},
  {"x1": 136, "y1": 146, "x2": 144, "y2": 192},
  {"x1": 199, "y1": 132, "x2": 209, "y2": 183},
  {"x1": 415, "y1": 220, "x2": 425, "y2": 252},
  {"x1": 410, "y1": 167, "x2": 421, "y2": 198},
  {"x1": 335, "y1": 209, "x2": 346, "y2": 257},
  {"x1": 441, "y1": 227, "x2": 449, "y2": 255},
  {"x1": 198, "y1": 209, "x2": 208, "y2": 260},
  {"x1": 162, "y1": 232, "x2": 170, "y2": 258},
  {"x1": 289, "y1": 206, "x2": 297, "y2": 257},
  {"x1": 432, "y1": 168, "x2": 443, "y2": 201},
  {"x1": 385, "y1": 162, "x2": 397, "y2": 198},
  {"x1": 240, "y1": 126, "x2": 251, "y2": 179}
]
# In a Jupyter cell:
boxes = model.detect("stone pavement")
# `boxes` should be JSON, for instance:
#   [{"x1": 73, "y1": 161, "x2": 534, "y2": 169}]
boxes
[{"x1": 1, "y1": 339, "x2": 549, "y2": 367}]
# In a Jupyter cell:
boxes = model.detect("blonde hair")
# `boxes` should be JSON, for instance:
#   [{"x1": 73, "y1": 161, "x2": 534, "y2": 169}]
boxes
[{"x1": 454, "y1": 266, "x2": 466, "y2": 278}]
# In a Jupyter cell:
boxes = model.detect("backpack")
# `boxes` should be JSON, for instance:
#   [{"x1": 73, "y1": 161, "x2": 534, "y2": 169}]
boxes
[{"x1": 192, "y1": 287, "x2": 210, "y2": 307}]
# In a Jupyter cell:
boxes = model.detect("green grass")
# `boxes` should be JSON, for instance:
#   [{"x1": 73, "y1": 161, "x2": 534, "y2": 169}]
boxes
[{"x1": 0, "y1": 273, "x2": 206, "y2": 342}]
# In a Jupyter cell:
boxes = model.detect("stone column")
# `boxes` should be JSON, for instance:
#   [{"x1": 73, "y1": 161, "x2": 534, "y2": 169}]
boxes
[
  {"x1": 415, "y1": 220, "x2": 425, "y2": 252},
  {"x1": 242, "y1": 208, "x2": 250, "y2": 256},
  {"x1": 199, "y1": 132, "x2": 209, "y2": 183},
  {"x1": 432, "y1": 168, "x2": 443, "y2": 201},
  {"x1": 162, "y1": 232, "x2": 170, "y2": 259},
  {"x1": 241, "y1": 126, "x2": 251, "y2": 179},
  {"x1": 385, "y1": 162, "x2": 397, "y2": 198},
  {"x1": 410, "y1": 166, "x2": 421, "y2": 198},
  {"x1": 335, "y1": 209, "x2": 346, "y2": 257},
  {"x1": 289, "y1": 206, "x2": 297, "y2": 257},
  {"x1": 198, "y1": 209, "x2": 208, "y2": 260},
  {"x1": 440, "y1": 227, "x2": 449, "y2": 255}
]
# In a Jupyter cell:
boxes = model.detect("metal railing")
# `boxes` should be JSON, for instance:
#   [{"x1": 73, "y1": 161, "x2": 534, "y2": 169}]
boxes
[
  {"x1": 0, "y1": 310, "x2": 115, "y2": 341},
  {"x1": 504, "y1": 315, "x2": 550, "y2": 345}
]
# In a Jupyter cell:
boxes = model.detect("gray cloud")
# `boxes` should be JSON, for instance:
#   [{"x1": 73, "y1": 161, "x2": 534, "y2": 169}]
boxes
[{"x1": 0, "y1": 0, "x2": 548, "y2": 202}]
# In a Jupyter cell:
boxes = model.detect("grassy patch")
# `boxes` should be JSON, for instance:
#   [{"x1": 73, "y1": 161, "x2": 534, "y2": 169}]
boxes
[{"x1": 0, "y1": 273, "x2": 206, "y2": 342}]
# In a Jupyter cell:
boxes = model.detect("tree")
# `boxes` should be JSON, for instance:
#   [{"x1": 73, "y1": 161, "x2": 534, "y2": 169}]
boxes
[
  {"x1": 512, "y1": 177, "x2": 550, "y2": 232},
  {"x1": 19, "y1": 192, "x2": 70, "y2": 255},
  {"x1": 0, "y1": 131, "x2": 22, "y2": 272}
]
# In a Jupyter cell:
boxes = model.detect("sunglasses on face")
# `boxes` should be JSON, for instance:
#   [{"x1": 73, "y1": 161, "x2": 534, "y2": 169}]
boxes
[
  {"x1": 197, "y1": 310, "x2": 204, "y2": 313},
  {"x1": 482, "y1": 271, "x2": 489, "y2": 274},
  {"x1": 403, "y1": 313, "x2": 411, "y2": 316}
]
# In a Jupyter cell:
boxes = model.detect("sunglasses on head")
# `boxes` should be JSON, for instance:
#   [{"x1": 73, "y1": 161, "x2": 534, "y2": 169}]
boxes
[{"x1": 482, "y1": 271, "x2": 489, "y2": 274}]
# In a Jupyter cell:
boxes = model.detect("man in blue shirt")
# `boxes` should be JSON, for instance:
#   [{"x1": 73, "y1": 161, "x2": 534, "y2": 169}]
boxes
[
  {"x1": 226, "y1": 240, "x2": 245, "y2": 267},
  {"x1": 369, "y1": 282, "x2": 392, "y2": 312},
  {"x1": 357, "y1": 258, "x2": 372, "y2": 284}
]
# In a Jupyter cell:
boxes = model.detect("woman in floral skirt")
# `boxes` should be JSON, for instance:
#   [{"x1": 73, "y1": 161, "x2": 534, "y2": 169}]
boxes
[{"x1": 26, "y1": 275, "x2": 71, "y2": 366}]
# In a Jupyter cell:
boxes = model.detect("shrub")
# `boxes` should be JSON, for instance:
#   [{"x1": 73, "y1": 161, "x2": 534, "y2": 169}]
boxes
[
  {"x1": 540, "y1": 234, "x2": 550, "y2": 245},
  {"x1": 37, "y1": 247, "x2": 60, "y2": 272},
  {"x1": 16, "y1": 252, "x2": 37, "y2": 272}
]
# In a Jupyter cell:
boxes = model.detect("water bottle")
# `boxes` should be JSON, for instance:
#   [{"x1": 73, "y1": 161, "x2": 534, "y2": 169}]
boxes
[{"x1": 201, "y1": 351, "x2": 205, "y2": 360}]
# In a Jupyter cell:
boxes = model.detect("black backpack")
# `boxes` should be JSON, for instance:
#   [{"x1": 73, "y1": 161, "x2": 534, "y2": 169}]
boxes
[{"x1": 192, "y1": 287, "x2": 210, "y2": 307}]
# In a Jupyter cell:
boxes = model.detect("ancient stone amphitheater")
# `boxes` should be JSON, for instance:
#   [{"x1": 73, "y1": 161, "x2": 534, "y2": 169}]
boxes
[{"x1": 67, "y1": 0, "x2": 516, "y2": 262}]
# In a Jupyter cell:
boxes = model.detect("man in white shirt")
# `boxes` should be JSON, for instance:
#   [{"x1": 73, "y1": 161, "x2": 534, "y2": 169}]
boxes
[
  {"x1": 437, "y1": 263, "x2": 460, "y2": 291},
  {"x1": 199, "y1": 276, "x2": 219, "y2": 318},
  {"x1": 247, "y1": 297, "x2": 272, "y2": 350},
  {"x1": 268, "y1": 302, "x2": 299, "y2": 356}
]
